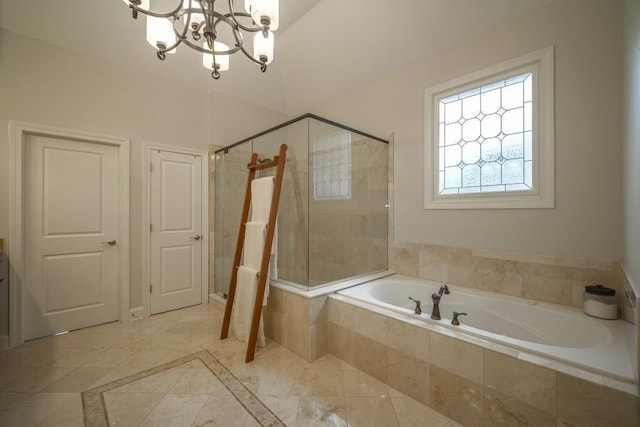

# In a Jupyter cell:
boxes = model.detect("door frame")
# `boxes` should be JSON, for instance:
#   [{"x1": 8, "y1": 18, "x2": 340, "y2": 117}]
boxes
[
  {"x1": 141, "y1": 141, "x2": 209, "y2": 318},
  {"x1": 9, "y1": 121, "x2": 130, "y2": 347}
]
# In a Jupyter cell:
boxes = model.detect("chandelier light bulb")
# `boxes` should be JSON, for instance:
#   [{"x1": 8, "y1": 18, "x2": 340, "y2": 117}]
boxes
[
  {"x1": 245, "y1": 0, "x2": 279, "y2": 31},
  {"x1": 182, "y1": 0, "x2": 205, "y2": 28},
  {"x1": 203, "y1": 41, "x2": 230, "y2": 72},
  {"x1": 146, "y1": 16, "x2": 177, "y2": 53},
  {"x1": 253, "y1": 31, "x2": 274, "y2": 64}
]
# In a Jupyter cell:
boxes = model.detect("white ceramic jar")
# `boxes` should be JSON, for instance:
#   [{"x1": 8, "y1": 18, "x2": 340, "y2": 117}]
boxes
[{"x1": 583, "y1": 284, "x2": 618, "y2": 320}]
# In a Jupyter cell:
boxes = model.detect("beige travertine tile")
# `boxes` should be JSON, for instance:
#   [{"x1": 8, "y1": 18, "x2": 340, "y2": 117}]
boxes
[
  {"x1": 522, "y1": 264, "x2": 572, "y2": 305},
  {"x1": 299, "y1": 368, "x2": 345, "y2": 397},
  {"x1": 281, "y1": 318, "x2": 311, "y2": 361},
  {"x1": 483, "y1": 387, "x2": 556, "y2": 427},
  {"x1": 104, "y1": 391, "x2": 166, "y2": 427},
  {"x1": 430, "y1": 332, "x2": 484, "y2": 384},
  {"x1": 480, "y1": 259, "x2": 523, "y2": 297},
  {"x1": 81, "y1": 348, "x2": 138, "y2": 368},
  {"x1": 389, "y1": 245, "x2": 419, "y2": 277},
  {"x1": 447, "y1": 249, "x2": 483, "y2": 288},
  {"x1": 2, "y1": 366, "x2": 74, "y2": 392},
  {"x1": 119, "y1": 349, "x2": 173, "y2": 368},
  {"x1": 258, "y1": 395, "x2": 299, "y2": 426},
  {"x1": 171, "y1": 367, "x2": 231, "y2": 394},
  {"x1": 0, "y1": 392, "x2": 76, "y2": 426},
  {"x1": 0, "y1": 392, "x2": 35, "y2": 411},
  {"x1": 296, "y1": 395, "x2": 347, "y2": 427},
  {"x1": 328, "y1": 322, "x2": 354, "y2": 366},
  {"x1": 191, "y1": 394, "x2": 255, "y2": 427},
  {"x1": 342, "y1": 368, "x2": 389, "y2": 398},
  {"x1": 345, "y1": 396, "x2": 400, "y2": 426},
  {"x1": 354, "y1": 306, "x2": 388, "y2": 345},
  {"x1": 34, "y1": 393, "x2": 84, "y2": 427},
  {"x1": 385, "y1": 346, "x2": 430, "y2": 407},
  {"x1": 419, "y1": 247, "x2": 449, "y2": 282},
  {"x1": 391, "y1": 395, "x2": 463, "y2": 427},
  {"x1": 139, "y1": 393, "x2": 209, "y2": 426},
  {"x1": 42, "y1": 367, "x2": 111, "y2": 392},
  {"x1": 557, "y1": 373, "x2": 640, "y2": 427},
  {"x1": 484, "y1": 350, "x2": 556, "y2": 413},
  {"x1": 353, "y1": 333, "x2": 388, "y2": 383},
  {"x1": 430, "y1": 365, "x2": 483, "y2": 427},
  {"x1": 386, "y1": 317, "x2": 430, "y2": 362},
  {"x1": 327, "y1": 298, "x2": 354, "y2": 330}
]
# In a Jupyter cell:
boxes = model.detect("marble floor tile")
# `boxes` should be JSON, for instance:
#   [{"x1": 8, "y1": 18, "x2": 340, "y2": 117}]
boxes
[
  {"x1": 344, "y1": 396, "x2": 400, "y2": 426},
  {"x1": 0, "y1": 303, "x2": 459, "y2": 427}
]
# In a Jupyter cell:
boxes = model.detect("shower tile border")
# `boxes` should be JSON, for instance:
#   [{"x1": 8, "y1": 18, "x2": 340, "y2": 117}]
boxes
[{"x1": 81, "y1": 350, "x2": 285, "y2": 427}]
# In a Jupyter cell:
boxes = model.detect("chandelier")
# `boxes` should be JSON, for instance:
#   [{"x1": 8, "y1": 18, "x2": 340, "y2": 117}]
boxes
[{"x1": 122, "y1": 0, "x2": 279, "y2": 79}]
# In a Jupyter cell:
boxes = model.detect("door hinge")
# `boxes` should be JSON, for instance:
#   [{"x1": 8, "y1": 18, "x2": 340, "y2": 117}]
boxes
[
  {"x1": 149, "y1": 163, "x2": 153, "y2": 172},
  {"x1": 150, "y1": 224, "x2": 153, "y2": 232},
  {"x1": 150, "y1": 284, "x2": 153, "y2": 293}
]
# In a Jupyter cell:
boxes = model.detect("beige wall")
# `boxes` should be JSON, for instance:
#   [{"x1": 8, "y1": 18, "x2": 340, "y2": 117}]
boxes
[
  {"x1": 0, "y1": 29, "x2": 285, "y2": 309},
  {"x1": 311, "y1": 0, "x2": 623, "y2": 261},
  {"x1": 623, "y1": 0, "x2": 640, "y2": 291}
]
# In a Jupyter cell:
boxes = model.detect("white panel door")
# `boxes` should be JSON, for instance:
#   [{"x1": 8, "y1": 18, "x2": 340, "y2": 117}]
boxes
[
  {"x1": 25, "y1": 135, "x2": 120, "y2": 340},
  {"x1": 150, "y1": 150, "x2": 202, "y2": 314}
]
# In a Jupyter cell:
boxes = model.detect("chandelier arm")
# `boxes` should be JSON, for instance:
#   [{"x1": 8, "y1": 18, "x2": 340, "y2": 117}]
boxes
[
  {"x1": 181, "y1": 37, "x2": 242, "y2": 55},
  {"x1": 236, "y1": 41, "x2": 268, "y2": 70},
  {"x1": 225, "y1": 0, "x2": 264, "y2": 32},
  {"x1": 127, "y1": 1, "x2": 184, "y2": 19}
]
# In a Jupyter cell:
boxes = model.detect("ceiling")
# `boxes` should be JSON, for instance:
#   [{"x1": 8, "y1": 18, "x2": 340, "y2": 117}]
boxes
[{"x1": 0, "y1": 0, "x2": 554, "y2": 115}]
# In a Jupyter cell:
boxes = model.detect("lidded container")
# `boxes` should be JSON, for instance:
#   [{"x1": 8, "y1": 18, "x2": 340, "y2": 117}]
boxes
[{"x1": 583, "y1": 284, "x2": 617, "y2": 319}]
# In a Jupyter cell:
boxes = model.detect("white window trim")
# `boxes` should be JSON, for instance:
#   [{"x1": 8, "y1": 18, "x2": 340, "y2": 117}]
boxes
[{"x1": 424, "y1": 46, "x2": 555, "y2": 209}]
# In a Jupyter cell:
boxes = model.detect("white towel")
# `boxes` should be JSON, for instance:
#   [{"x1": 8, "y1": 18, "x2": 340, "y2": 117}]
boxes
[
  {"x1": 243, "y1": 221, "x2": 267, "y2": 270},
  {"x1": 251, "y1": 177, "x2": 274, "y2": 222},
  {"x1": 232, "y1": 266, "x2": 266, "y2": 347}
]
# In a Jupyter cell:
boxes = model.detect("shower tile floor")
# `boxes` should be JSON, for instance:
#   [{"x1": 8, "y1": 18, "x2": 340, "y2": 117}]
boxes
[{"x1": 0, "y1": 303, "x2": 460, "y2": 426}]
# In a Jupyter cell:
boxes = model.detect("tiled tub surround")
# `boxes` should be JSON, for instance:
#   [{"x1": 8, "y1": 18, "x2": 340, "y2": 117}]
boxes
[
  {"x1": 340, "y1": 274, "x2": 635, "y2": 382},
  {"x1": 389, "y1": 241, "x2": 627, "y2": 311},
  {"x1": 327, "y1": 294, "x2": 640, "y2": 427}
]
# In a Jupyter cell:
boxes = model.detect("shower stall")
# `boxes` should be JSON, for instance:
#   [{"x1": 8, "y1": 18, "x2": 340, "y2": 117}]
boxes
[{"x1": 213, "y1": 114, "x2": 388, "y2": 295}]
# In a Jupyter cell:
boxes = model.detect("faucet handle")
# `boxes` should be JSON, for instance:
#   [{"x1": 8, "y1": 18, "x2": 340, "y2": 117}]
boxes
[
  {"x1": 408, "y1": 297, "x2": 422, "y2": 315},
  {"x1": 451, "y1": 311, "x2": 467, "y2": 326}
]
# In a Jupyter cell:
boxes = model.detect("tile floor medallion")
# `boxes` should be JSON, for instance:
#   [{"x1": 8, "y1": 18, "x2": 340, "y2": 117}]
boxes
[{"x1": 82, "y1": 350, "x2": 284, "y2": 427}]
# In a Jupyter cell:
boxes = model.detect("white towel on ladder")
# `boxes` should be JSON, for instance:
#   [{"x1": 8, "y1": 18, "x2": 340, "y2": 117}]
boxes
[
  {"x1": 232, "y1": 265, "x2": 266, "y2": 347},
  {"x1": 251, "y1": 177, "x2": 274, "y2": 222},
  {"x1": 243, "y1": 222, "x2": 266, "y2": 270}
]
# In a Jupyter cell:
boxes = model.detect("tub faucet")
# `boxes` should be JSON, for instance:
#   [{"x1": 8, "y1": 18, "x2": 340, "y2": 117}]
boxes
[
  {"x1": 408, "y1": 297, "x2": 422, "y2": 315},
  {"x1": 431, "y1": 284, "x2": 450, "y2": 320}
]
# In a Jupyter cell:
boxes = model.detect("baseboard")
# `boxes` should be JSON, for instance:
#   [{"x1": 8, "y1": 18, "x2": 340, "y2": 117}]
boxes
[
  {"x1": 129, "y1": 306, "x2": 144, "y2": 321},
  {"x1": 209, "y1": 293, "x2": 226, "y2": 308},
  {"x1": 0, "y1": 334, "x2": 8, "y2": 351}
]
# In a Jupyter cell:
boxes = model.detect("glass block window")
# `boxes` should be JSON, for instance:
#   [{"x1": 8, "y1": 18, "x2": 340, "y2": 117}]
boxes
[
  {"x1": 313, "y1": 131, "x2": 352, "y2": 200},
  {"x1": 424, "y1": 47, "x2": 555, "y2": 209},
  {"x1": 438, "y1": 72, "x2": 533, "y2": 195}
]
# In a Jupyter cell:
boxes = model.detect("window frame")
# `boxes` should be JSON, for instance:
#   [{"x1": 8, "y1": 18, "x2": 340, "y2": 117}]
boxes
[
  {"x1": 312, "y1": 130, "x2": 352, "y2": 201},
  {"x1": 424, "y1": 46, "x2": 555, "y2": 209}
]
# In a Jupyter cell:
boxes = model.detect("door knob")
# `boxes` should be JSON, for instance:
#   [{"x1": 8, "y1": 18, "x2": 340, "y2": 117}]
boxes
[
  {"x1": 102, "y1": 239, "x2": 117, "y2": 246},
  {"x1": 191, "y1": 235, "x2": 201, "y2": 241}
]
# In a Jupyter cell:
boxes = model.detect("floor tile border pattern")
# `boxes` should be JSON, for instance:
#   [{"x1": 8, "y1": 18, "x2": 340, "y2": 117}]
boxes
[{"x1": 81, "y1": 350, "x2": 286, "y2": 427}]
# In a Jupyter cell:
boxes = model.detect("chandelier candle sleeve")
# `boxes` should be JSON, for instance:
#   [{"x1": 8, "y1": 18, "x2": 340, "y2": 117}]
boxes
[{"x1": 122, "y1": 0, "x2": 279, "y2": 79}]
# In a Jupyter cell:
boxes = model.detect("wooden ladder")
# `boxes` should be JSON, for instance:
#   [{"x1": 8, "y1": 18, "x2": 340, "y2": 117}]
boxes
[{"x1": 220, "y1": 143, "x2": 287, "y2": 362}]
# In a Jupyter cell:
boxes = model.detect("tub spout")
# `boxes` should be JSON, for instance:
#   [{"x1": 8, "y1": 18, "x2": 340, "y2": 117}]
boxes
[
  {"x1": 431, "y1": 284, "x2": 450, "y2": 320},
  {"x1": 437, "y1": 284, "x2": 450, "y2": 299},
  {"x1": 408, "y1": 297, "x2": 422, "y2": 315}
]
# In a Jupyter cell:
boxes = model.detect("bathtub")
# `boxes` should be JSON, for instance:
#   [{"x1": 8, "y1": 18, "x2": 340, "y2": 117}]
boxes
[{"x1": 338, "y1": 274, "x2": 636, "y2": 382}]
